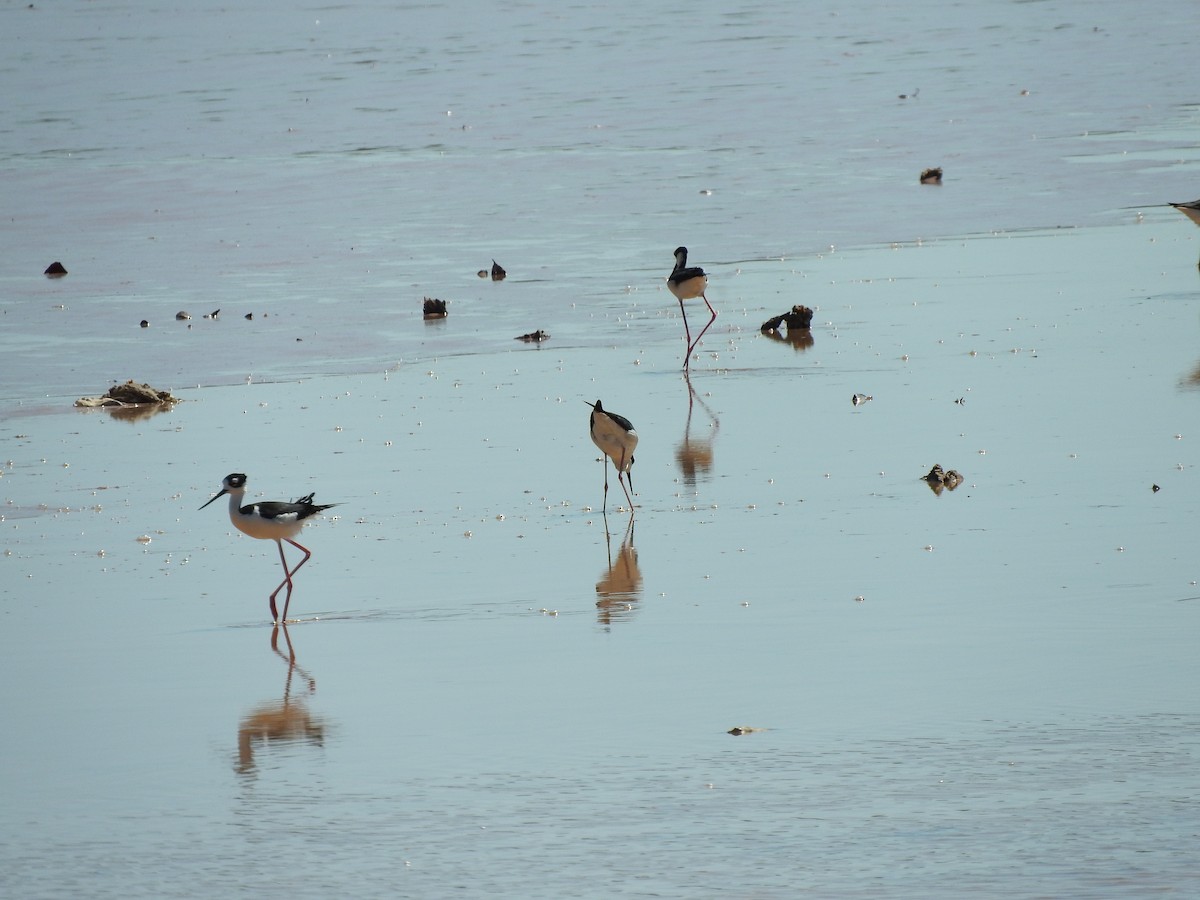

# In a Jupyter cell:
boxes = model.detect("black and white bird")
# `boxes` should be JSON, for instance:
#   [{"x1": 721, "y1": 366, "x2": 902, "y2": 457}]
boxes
[
  {"x1": 587, "y1": 400, "x2": 638, "y2": 516},
  {"x1": 667, "y1": 246, "x2": 717, "y2": 369},
  {"x1": 200, "y1": 473, "x2": 338, "y2": 622}
]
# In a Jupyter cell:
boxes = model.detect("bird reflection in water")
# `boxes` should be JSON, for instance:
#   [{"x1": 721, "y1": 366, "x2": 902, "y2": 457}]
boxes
[
  {"x1": 235, "y1": 624, "x2": 326, "y2": 775},
  {"x1": 595, "y1": 516, "x2": 642, "y2": 626},
  {"x1": 675, "y1": 374, "x2": 720, "y2": 487}
]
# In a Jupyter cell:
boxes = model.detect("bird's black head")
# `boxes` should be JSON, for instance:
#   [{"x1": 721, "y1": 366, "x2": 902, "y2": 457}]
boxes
[
  {"x1": 200, "y1": 473, "x2": 247, "y2": 510},
  {"x1": 673, "y1": 246, "x2": 688, "y2": 260}
]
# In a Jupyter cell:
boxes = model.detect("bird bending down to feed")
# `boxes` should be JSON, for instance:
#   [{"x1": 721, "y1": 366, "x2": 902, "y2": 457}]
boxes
[
  {"x1": 587, "y1": 400, "x2": 638, "y2": 516},
  {"x1": 667, "y1": 246, "x2": 717, "y2": 369},
  {"x1": 200, "y1": 473, "x2": 338, "y2": 622}
]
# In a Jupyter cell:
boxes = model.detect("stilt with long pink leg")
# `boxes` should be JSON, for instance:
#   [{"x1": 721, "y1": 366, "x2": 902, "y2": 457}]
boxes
[
  {"x1": 667, "y1": 246, "x2": 717, "y2": 369},
  {"x1": 201, "y1": 474, "x2": 338, "y2": 622},
  {"x1": 587, "y1": 400, "x2": 638, "y2": 517}
]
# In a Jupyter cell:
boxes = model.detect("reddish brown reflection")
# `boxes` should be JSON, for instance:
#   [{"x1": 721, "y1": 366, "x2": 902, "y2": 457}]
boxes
[
  {"x1": 235, "y1": 624, "x2": 326, "y2": 775},
  {"x1": 675, "y1": 374, "x2": 720, "y2": 487},
  {"x1": 596, "y1": 517, "x2": 642, "y2": 626}
]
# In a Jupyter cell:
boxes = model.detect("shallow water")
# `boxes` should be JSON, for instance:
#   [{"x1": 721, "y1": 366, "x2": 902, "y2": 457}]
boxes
[{"x1": 3, "y1": 1, "x2": 1200, "y2": 897}]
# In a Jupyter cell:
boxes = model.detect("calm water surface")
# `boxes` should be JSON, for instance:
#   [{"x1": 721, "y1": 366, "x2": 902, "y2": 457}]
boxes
[{"x1": 3, "y1": 1, "x2": 1200, "y2": 897}]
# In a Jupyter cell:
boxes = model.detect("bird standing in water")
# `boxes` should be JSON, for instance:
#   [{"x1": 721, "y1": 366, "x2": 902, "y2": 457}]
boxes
[
  {"x1": 667, "y1": 246, "x2": 717, "y2": 369},
  {"x1": 587, "y1": 400, "x2": 638, "y2": 516},
  {"x1": 200, "y1": 473, "x2": 338, "y2": 622}
]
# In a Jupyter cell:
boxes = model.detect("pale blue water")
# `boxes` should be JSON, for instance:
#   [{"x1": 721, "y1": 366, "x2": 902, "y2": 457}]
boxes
[{"x1": 3, "y1": 1, "x2": 1200, "y2": 897}]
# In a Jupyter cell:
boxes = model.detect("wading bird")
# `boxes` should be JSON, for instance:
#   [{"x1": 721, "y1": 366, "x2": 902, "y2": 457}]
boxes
[
  {"x1": 667, "y1": 246, "x2": 717, "y2": 369},
  {"x1": 200, "y1": 473, "x2": 338, "y2": 622},
  {"x1": 587, "y1": 400, "x2": 637, "y2": 516}
]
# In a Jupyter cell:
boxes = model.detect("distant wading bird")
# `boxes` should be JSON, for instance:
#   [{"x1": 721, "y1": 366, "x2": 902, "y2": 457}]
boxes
[
  {"x1": 587, "y1": 400, "x2": 638, "y2": 516},
  {"x1": 667, "y1": 246, "x2": 717, "y2": 369},
  {"x1": 200, "y1": 473, "x2": 338, "y2": 622}
]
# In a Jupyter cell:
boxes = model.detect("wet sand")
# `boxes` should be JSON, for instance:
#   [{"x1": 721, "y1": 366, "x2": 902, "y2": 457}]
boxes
[{"x1": 5, "y1": 213, "x2": 1200, "y2": 897}]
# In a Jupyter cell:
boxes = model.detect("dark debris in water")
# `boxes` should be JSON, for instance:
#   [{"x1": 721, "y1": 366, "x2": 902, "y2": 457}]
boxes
[
  {"x1": 761, "y1": 304, "x2": 814, "y2": 333},
  {"x1": 761, "y1": 305, "x2": 815, "y2": 351},
  {"x1": 515, "y1": 329, "x2": 549, "y2": 342},
  {"x1": 923, "y1": 463, "x2": 963, "y2": 495},
  {"x1": 75, "y1": 380, "x2": 181, "y2": 420}
]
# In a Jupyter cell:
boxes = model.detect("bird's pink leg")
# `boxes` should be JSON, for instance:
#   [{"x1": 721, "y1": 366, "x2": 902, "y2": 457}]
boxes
[
  {"x1": 678, "y1": 298, "x2": 693, "y2": 348},
  {"x1": 268, "y1": 540, "x2": 291, "y2": 622},
  {"x1": 283, "y1": 538, "x2": 313, "y2": 578},
  {"x1": 276, "y1": 539, "x2": 312, "y2": 622},
  {"x1": 617, "y1": 449, "x2": 635, "y2": 513},
  {"x1": 679, "y1": 298, "x2": 694, "y2": 368},
  {"x1": 267, "y1": 539, "x2": 313, "y2": 622},
  {"x1": 686, "y1": 292, "x2": 717, "y2": 360}
]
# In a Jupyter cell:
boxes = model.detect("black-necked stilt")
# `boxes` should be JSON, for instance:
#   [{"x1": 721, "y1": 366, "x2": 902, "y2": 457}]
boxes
[
  {"x1": 200, "y1": 473, "x2": 338, "y2": 622},
  {"x1": 667, "y1": 246, "x2": 717, "y2": 368},
  {"x1": 587, "y1": 400, "x2": 637, "y2": 516}
]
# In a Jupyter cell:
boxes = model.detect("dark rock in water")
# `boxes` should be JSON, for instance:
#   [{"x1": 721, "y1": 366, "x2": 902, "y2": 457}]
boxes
[
  {"x1": 44, "y1": 261, "x2": 67, "y2": 277},
  {"x1": 515, "y1": 329, "x2": 549, "y2": 342},
  {"x1": 783, "y1": 305, "x2": 813, "y2": 328},
  {"x1": 75, "y1": 379, "x2": 180, "y2": 409},
  {"x1": 491, "y1": 259, "x2": 506, "y2": 281},
  {"x1": 923, "y1": 463, "x2": 963, "y2": 495},
  {"x1": 760, "y1": 304, "x2": 816, "y2": 352},
  {"x1": 761, "y1": 304, "x2": 813, "y2": 332},
  {"x1": 920, "y1": 167, "x2": 943, "y2": 184},
  {"x1": 422, "y1": 297, "x2": 448, "y2": 319}
]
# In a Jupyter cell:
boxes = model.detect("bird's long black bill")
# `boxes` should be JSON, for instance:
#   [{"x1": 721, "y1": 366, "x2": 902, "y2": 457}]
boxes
[{"x1": 198, "y1": 489, "x2": 227, "y2": 510}]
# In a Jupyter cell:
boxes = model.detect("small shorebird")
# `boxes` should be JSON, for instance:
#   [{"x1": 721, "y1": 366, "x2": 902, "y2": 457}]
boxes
[
  {"x1": 200, "y1": 473, "x2": 338, "y2": 622},
  {"x1": 587, "y1": 400, "x2": 637, "y2": 516},
  {"x1": 667, "y1": 246, "x2": 717, "y2": 369},
  {"x1": 1170, "y1": 199, "x2": 1200, "y2": 227}
]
